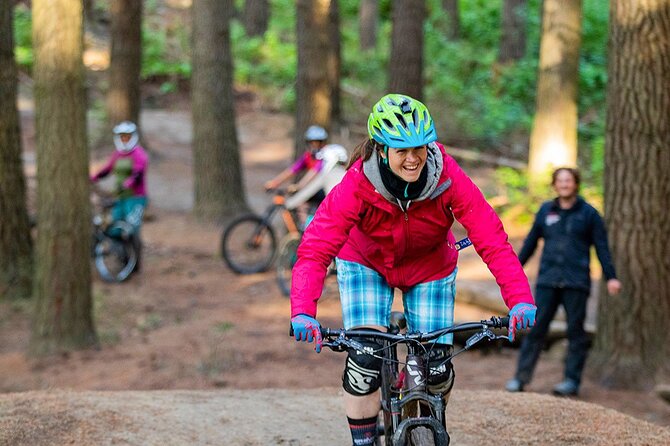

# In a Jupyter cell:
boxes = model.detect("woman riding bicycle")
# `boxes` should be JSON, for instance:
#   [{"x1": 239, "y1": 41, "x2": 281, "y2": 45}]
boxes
[
  {"x1": 90, "y1": 121, "x2": 149, "y2": 273},
  {"x1": 290, "y1": 94, "x2": 537, "y2": 446}
]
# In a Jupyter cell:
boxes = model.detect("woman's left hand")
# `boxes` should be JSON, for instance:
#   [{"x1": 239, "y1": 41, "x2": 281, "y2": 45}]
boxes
[{"x1": 607, "y1": 279, "x2": 622, "y2": 296}]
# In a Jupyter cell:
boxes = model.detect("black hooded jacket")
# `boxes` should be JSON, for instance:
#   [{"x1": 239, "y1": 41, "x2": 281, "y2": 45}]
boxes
[{"x1": 518, "y1": 196, "x2": 617, "y2": 291}]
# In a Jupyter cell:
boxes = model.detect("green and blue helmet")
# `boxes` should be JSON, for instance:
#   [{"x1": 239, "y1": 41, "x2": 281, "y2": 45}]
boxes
[{"x1": 367, "y1": 94, "x2": 437, "y2": 148}]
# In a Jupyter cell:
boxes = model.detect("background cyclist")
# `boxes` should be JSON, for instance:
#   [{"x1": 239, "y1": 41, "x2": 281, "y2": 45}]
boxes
[
  {"x1": 90, "y1": 121, "x2": 149, "y2": 273},
  {"x1": 289, "y1": 94, "x2": 537, "y2": 446},
  {"x1": 264, "y1": 125, "x2": 330, "y2": 227}
]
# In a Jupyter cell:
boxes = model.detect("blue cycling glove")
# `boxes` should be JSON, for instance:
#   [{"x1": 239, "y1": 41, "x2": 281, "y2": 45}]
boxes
[
  {"x1": 291, "y1": 314, "x2": 323, "y2": 353},
  {"x1": 508, "y1": 303, "x2": 537, "y2": 342}
]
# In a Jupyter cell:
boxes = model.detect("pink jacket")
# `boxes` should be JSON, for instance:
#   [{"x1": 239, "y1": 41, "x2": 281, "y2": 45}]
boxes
[
  {"x1": 290, "y1": 143, "x2": 533, "y2": 318},
  {"x1": 90, "y1": 146, "x2": 149, "y2": 197}
]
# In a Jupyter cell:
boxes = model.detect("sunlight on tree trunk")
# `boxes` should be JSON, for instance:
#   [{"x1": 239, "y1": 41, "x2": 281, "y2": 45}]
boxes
[
  {"x1": 0, "y1": 0, "x2": 33, "y2": 300},
  {"x1": 31, "y1": 0, "x2": 97, "y2": 355},
  {"x1": 329, "y1": 0, "x2": 341, "y2": 129},
  {"x1": 528, "y1": 0, "x2": 581, "y2": 190},
  {"x1": 107, "y1": 0, "x2": 142, "y2": 129},
  {"x1": 295, "y1": 0, "x2": 333, "y2": 156},
  {"x1": 192, "y1": 0, "x2": 248, "y2": 221},
  {"x1": 389, "y1": 0, "x2": 425, "y2": 100},
  {"x1": 592, "y1": 0, "x2": 670, "y2": 390}
]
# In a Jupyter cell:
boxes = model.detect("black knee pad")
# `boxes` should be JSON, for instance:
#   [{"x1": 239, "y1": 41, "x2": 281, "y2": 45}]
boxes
[
  {"x1": 342, "y1": 339, "x2": 384, "y2": 396},
  {"x1": 426, "y1": 344, "x2": 454, "y2": 389}
]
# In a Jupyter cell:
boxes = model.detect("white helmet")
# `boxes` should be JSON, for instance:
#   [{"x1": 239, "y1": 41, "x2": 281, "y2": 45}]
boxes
[
  {"x1": 304, "y1": 125, "x2": 328, "y2": 142},
  {"x1": 113, "y1": 121, "x2": 139, "y2": 153},
  {"x1": 316, "y1": 144, "x2": 348, "y2": 164}
]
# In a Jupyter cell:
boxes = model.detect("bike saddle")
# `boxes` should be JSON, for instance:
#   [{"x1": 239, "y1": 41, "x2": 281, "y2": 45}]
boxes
[{"x1": 389, "y1": 311, "x2": 407, "y2": 334}]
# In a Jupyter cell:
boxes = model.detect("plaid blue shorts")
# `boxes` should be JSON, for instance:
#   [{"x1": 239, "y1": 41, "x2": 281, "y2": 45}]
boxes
[{"x1": 336, "y1": 259, "x2": 457, "y2": 345}]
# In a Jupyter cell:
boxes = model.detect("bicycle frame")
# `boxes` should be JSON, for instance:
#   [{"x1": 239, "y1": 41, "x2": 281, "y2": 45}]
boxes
[
  {"x1": 321, "y1": 315, "x2": 509, "y2": 445},
  {"x1": 259, "y1": 193, "x2": 302, "y2": 236}
]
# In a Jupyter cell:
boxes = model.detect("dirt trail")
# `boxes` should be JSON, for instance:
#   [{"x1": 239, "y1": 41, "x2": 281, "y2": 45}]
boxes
[
  {"x1": 2, "y1": 389, "x2": 669, "y2": 446},
  {"x1": 4, "y1": 100, "x2": 670, "y2": 444}
]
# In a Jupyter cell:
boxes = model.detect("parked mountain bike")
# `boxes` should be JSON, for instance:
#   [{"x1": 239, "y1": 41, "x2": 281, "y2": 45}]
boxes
[
  {"x1": 91, "y1": 190, "x2": 138, "y2": 283},
  {"x1": 319, "y1": 313, "x2": 509, "y2": 446},
  {"x1": 221, "y1": 189, "x2": 305, "y2": 274}
]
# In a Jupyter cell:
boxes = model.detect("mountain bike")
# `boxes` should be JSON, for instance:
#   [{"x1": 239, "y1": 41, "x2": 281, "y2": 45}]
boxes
[
  {"x1": 91, "y1": 191, "x2": 138, "y2": 283},
  {"x1": 221, "y1": 189, "x2": 304, "y2": 274},
  {"x1": 319, "y1": 313, "x2": 510, "y2": 445}
]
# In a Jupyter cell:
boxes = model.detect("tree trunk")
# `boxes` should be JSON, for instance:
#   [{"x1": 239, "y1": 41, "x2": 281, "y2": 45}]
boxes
[
  {"x1": 359, "y1": 0, "x2": 378, "y2": 50},
  {"x1": 192, "y1": 0, "x2": 248, "y2": 221},
  {"x1": 31, "y1": 0, "x2": 97, "y2": 354},
  {"x1": 527, "y1": 0, "x2": 581, "y2": 190},
  {"x1": 442, "y1": 0, "x2": 460, "y2": 40},
  {"x1": 243, "y1": 0, "x2": 269, "y2": 37},
  {"x1": 329, "y1": 0, "x2": 341, "y2": 128},
  {"x1": 388, "y1": 0, "x2": 425, "y2": 100},
  {"x1": 0, "y1": 0, "x2": 33, "y2": 300},
  {"x1": 295, "y1": 0, "x2": 332, "y2": 155},
  {"x1": 591, "y1": 0, "x2": 670, "y2": 390},
  {"x1": 498, "y1": 0, "x2": 527, "y2": 63},
  {"x1": 107, "y1": 0, "x2": 142, "y2": 129}
]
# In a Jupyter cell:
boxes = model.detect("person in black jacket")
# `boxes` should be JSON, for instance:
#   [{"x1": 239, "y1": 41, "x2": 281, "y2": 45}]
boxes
[{"x1": 505, "y1": 167, "x2": 622, "y2": 396}]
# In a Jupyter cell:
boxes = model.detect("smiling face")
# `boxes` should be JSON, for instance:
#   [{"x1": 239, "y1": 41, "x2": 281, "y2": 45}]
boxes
[
  {"x1": 380, "y1": 145, "x2": 427, "y2": 182},
  {"x1": 552, "y1": 169, "x2": 579, "y2": 199}
]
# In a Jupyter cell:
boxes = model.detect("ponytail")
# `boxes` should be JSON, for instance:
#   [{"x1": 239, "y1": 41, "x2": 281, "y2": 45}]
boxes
[{"x1": 347, "y1": 139, "x2": 382, "y2": 169}]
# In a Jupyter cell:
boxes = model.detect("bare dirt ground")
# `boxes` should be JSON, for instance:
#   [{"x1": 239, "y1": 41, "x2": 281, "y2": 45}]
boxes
[{"x1": 2, "y1": 97, "x2": 669, "y2": 444}]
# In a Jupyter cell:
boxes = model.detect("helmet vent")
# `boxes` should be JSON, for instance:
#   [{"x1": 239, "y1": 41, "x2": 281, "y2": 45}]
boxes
[
  {"x1": 399, "y1": 99, "x2": 411, "y2": 114},
  {"x1": 394, "y1": 113, "x2": 408, "y2": 130},
  {"x1": 412, "y1": 109, "x2": 419, "y2": 127},
  {"x1": 386, "y1": 97, "x2": 398, "y2": 106},
  {"x1": 382, "y1": 118, "x2": 395, "y2": 130}
]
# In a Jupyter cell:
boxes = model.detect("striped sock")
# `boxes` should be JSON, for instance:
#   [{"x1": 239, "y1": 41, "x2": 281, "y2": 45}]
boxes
[{"x1": 347, "y1": 415, "x2": 378, "y2": 446}]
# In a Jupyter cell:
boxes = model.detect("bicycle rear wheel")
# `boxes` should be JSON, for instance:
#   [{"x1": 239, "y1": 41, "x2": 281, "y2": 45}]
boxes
[
  {"x1": 94, "y1": 234, "x2": 137, "y2": 283},
  {"x1": 276, "y1": 233, "x2": 301, "y2": 296},
  {"x1": 221, "y1": 214, "x2": 277, "y2": 274}
]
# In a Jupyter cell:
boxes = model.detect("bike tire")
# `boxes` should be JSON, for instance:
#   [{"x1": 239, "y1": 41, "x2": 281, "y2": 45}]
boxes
[
  {"x1": 221, "y1": 214, "x2": 277, "y2": 274},
  {"x1": 94, "y1": 233, "x2": 137, "y2": 283},
  {"x1": 408, "y1": 426, "x2": 437, "y2": 446},
  {"x1": 276, "y1": 233, "x2": 301, "y2": 297}
]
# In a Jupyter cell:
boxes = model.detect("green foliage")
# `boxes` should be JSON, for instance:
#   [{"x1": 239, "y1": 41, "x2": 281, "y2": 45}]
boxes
[
  {"x1": 13, "y1": 4, "x2": 32, "y2": 69},
  {"x1": 141, "y1": 12, "x2": 191, "y2": 79}
]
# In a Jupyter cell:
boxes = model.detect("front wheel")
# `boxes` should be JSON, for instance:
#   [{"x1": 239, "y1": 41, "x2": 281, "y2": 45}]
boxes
[
  {"x1": 276, "y1": 233, "x2": 301, "y2": 297},
  {"x1": 221, "y1": 214, "x2": 277, "y2": 274},
  {"x1": 94, "y1": 230, "x2": 137, "y2": 283}
]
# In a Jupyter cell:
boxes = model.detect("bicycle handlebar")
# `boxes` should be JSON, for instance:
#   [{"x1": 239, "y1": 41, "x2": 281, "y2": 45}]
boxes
[{"x1": 320, "y1": 316, "x2": 509, "y2": 343}]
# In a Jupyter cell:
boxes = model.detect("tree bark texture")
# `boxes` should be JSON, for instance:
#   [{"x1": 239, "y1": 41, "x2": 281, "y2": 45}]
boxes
[
  {"x1": 389, "y1": 0, "x2": 425, "y2": 100},
  {"x1": 192, "y1": 0, "x2": 248, "y2": 221},
  {"x1": 295, "y1": 0, "x2": 332, "y2": 155},
  {"x1": 31, "y1": 0, "x2": 96, "y2": 354},
  {"x1": 243, "y1": 0, "x2": 269, "y2": 37},
  {"x1": 359, "y1": 0, "x2": 378, "y2": 50},
  {"x1": 0, "y1": 0, "x2": 33, "y2": 300},
  {"x1": 499, "y1": 0, "x2": 527, "y2": 62},
  {"x1": 329, "y1": 0, "x2": 341, "y2": 127},
  {"x1": 592, "y1": 0, "x2": 670, "y2": 389},
  {"x1": 528, "y1": 0, "x2": 581, "y2": 188},
  {"x1": 442, "y1": 0, "x2": 460, "y2": 40},
  {"x1": 107, "y1": 0, "x2": 142, "y2": 128}
]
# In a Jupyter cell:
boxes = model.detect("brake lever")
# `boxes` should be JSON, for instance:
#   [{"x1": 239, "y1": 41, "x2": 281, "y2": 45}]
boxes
[{"x1": 464, "y1": 328, "x2": 497, "y2": 350}]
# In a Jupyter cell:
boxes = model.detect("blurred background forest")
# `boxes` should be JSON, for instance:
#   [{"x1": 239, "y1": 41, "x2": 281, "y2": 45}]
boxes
[{"x1": 1, "y1": 0, "x2": 669, "y2": 436}]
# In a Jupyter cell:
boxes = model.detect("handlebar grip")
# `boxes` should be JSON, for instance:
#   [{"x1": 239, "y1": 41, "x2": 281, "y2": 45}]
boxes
[
  {"x1": 289, "y1": 324, "x2": 294, "y2": 337},
  {"x1": 500, "y1": 316, "x2": 510, "y2": 328}
]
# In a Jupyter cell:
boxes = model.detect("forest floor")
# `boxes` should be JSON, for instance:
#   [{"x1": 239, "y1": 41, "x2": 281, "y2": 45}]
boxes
[{"x1": 1, "y1": 94, "x2": 669, "y2": 445}]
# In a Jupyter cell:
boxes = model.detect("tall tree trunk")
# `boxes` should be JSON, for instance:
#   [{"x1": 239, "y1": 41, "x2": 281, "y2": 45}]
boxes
[
  {"x1": 192, "y1": 0, "x2": 247, "y2": 221},
  {"x1": 295, "y1": 0, "x2": 332, "y2": 155},
  {"x1": 442, "y1": 0, "x2": 460, "y2": 40},
  {"x1": 388, "y1": 0, "x2": 425, "y2": 100},
  {"x1": 329, "y1": 0, "x2": 341, "y2": 128},
  {"x1": 107, "y1": 0, "x2": 142, "y2": 128},
  {"x1": 498, "y1": 0, "x2": 527, "y2": 62},
  {"x1": 0, "y1": 0, "x2": 33, "y2": 300},
  {"x1": 527, "y1": 0, "x2": 581, "y2": 190},
  {"x1": 592, "y1": 0, "x2": 670, "y2": 390},
  {"x1": 243, "y1": 0, "x2": 269, "y2": 37},
  {"x1": 359, "y1": 0, "x2": 378, "y2": 50},
  {"x1": 31, "y1": 0, "x2": 97, "y2": 354}
]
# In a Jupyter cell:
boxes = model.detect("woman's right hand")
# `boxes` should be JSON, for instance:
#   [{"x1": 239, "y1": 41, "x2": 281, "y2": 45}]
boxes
[{"x1": 291, "y1": 314, "x2": 323, "y2": 353}]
